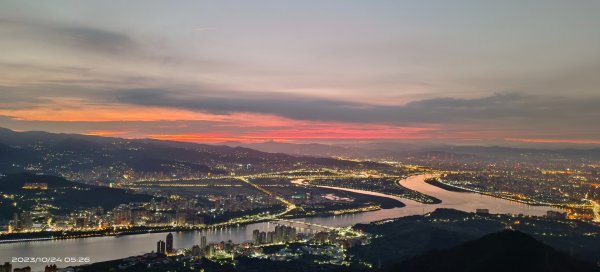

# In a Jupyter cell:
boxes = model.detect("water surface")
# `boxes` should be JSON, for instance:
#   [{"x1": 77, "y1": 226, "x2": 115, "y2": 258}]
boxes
[{"x1": 0, "y1": 174, "x2": 560, "y2": 271}]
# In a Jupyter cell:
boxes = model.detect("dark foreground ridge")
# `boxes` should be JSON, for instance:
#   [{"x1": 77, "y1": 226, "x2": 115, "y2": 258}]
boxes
[{"x1": 388, "y1": 230, "x2": 600, "y2": 272}]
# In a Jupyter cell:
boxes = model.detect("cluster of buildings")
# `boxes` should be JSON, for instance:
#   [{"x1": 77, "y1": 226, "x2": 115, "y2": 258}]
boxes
[
  {"x1": 153, "y1": 226, "x2": 304, "y2": 262},
  {"x1": 440, "y1": 169, "x2": 600, "y2": 221},
  {"x1": 1, "y1": 191, "x2": 281, "y2": 234},
  {"x1": 151, "y1": 223, "x2": 357, "y2": 261},
  {"x1": 156, "y1": 233, "x2": 174, "y2": 255},
  {"x1": 6, "y1": 211, "x2": 34, "y2": 232},
  {"x1": 252, "y1": 225, "x2": 297, "y2": 245}
]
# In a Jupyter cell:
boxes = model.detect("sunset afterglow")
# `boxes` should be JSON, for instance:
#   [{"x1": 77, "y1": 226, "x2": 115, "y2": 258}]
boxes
[{"x1": 1, "y1": 1, "x2": 599, "y2": 145}]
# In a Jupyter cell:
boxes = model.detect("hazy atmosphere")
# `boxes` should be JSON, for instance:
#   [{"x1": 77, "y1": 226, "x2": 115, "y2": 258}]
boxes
[
  {"x1": 1, "y1": 1, "x2": 600, "y2": 145},
  {"x1": 2, "y1": 2, "x2": 600, "y2": 272}
]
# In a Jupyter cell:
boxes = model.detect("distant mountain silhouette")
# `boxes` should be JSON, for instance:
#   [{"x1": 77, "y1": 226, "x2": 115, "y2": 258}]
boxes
[
  {"x1": 0, "y1": 127, "x2": 381, "y2": 179},
  {"x1": 387, "y1": 230, "x2": 599, "y2": 272}
]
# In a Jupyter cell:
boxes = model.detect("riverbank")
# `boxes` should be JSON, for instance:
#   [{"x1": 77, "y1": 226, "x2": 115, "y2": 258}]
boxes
[
  {"x1": 424, "y1": 177, "x2": 471, "y2": 192},
  {"x1": 426, "y1": 177, "x2": 568, "y2": 209},
  {"x1": 0, "y1": 203, "x2": 393, "y2": 244},
  {"x1": 1, "y1": 174, "x2": 564, "y2": 271},
  {"x1": 0, "y1": 225, "x2": 204, "y2": 245}
]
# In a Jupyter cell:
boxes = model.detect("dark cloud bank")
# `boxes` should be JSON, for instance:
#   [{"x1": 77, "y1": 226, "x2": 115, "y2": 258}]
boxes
[{"x1": 116, "y1": 89, "x2": 600, "y2": 129}]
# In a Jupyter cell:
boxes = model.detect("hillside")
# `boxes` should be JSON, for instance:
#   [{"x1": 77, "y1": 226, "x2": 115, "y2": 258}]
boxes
[
  {"x1": 0, "y1": 173, "x2": 153, "y2": 220},
  {"x1": 350, "y1": 209, "x2": 600, "y2": 268},
  {"x1": 0, "y1": 128, "x2": 389, "y2": 182},
  {"x1": 388, "y1": 230, "x2": 599, "y2": 272}
]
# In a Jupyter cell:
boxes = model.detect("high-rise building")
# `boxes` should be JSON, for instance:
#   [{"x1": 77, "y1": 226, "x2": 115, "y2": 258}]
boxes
[
  {"x1": 191, "y1": 245, "x2": 201, "y2": 259},
  {"x1": 23, "y1": 212, "x2": 33, "y2": 228},
  {"x1": 201, "y1": 236, "x2": 207, "y2": 249},
  {"x1": 157, "y1": 240, "x2": 166, "y2": 254},
  {"x1": 274, "y1": 225, "x2": 283, "y2": 243},
  {"x1": 207, "y1": 244, "x2": 215, "y2": 257},
  {"x1": 20, "y1": 211, "x2": 33, "y2": 229},
  {"x1": 131, "y1": 209, "x2": 150, "y2": 225},
  {"x1": 176, "y1": 209, "x2": 187, "y2": 226},
  {"x1": 112, "y1": 208, "x2": 131, "y2": 226},
  {"x1": 12, "y1": 213, "x2": 19, "y2": 230},
  {"x1": 252, "y1": 229, "x2": 260, "y2": 244},
  {"x1": 166, "y1": 232, "x2": 174, "y2": 254},
  {"x1": 75, "y1": 217, "x2": 87, "y2": 229}
]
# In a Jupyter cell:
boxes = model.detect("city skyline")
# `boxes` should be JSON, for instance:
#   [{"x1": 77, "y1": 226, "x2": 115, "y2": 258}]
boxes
[
  {"x1": 1, "y1": 1, "x2": 600, "y2": 146},
  {"x1": 2, "y1": 2, "x2": 600, "y2": 271}
]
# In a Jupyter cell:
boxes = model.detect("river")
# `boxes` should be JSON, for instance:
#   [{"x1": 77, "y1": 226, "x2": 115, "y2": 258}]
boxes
[{"x1": 0, "y1": 174, "x2": 561, "y2": 271}]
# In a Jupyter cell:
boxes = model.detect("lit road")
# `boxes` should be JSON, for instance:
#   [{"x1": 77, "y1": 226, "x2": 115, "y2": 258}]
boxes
[
  {"x1": 209, "y1": 177, "x2": 297, "y2": 228},
  {"x1": 592, "y1": 200, "x2": 600, "y2": 223}
]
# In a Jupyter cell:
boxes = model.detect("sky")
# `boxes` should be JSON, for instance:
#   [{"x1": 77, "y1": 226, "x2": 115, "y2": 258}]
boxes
[{"x1": 1, "y1": 1, "x2": 600, "y2": 145}]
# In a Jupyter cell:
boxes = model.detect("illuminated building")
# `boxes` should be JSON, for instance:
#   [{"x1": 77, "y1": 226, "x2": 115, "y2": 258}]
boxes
[
  {"x1": 258, "y1": 231, "x2": 267, "y2": 244},
  {"x1": 176, "y1": 209, "x2": 187, "y2": 226},
  {"x1": 20, "y1": 211, "x2": 33, "y2": 229},
  {"x1": 191, "y1": 245, "x2": 201, "y2": 259},
  {"x1": 166, "y1": 233, "x2": 174, "y2": 254},
  {"x1": 112, "y1": 208, "x2": 131, "y2": 226},
  {"x1": 22, "y1": 183, "x2": 48, "y2": 190},
  {"x1": 157, "y1": 240, "x2": 166, "y2": 254},
  {"x1": 201, "y1": 236, "x2": 207, "y2": 249},
  {"x1": 75, "y1": 217, "x2": 87, "y2": 229},
  {"x1": 252, "y1": 229, "x2": 260, "y2": 244}
]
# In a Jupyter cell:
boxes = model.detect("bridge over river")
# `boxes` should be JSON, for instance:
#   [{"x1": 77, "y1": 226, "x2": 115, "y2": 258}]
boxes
[{"x1": 274, "y1": 219, "x2": 338, "y2": 233}]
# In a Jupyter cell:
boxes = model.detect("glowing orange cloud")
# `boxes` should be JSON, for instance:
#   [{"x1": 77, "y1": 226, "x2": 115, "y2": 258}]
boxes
[
  {"x1": 0, "y1": 96, "x2": 447, "y2": 142},
  {"x1": 246, "y1": 125, "x2": 434, "y2": 140},
  {"x1": 84, "y1": 130, "x2": 132, "y2": 136},
  {"x1": 505, "y1": 138, "x2": 600, "y2": 145},
  {"x1": 0, "y1": 98, "x2": 229, "y2": 122},
  {"x1": 148, "y1": 123, "x2": 436, "y2": 143}
]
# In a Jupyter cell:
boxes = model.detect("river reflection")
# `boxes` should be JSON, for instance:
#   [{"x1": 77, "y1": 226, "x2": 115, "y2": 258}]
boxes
[
  {"x1": 0, "y1": 174, "x2": 560, "y2": 271},
  {"x1": 296, "y1": 174, "x2": 559, "y2": 227}
]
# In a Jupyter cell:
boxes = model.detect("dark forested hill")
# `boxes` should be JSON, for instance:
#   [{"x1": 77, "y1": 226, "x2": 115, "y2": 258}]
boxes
[
  {"x1": 388, "y1": 230, "x2": 600, "y2": 272},
  {"x1": 0, "y1": 128, "x2": 390, "y2": 182},
  {"x1": 350, "y1": 209, "x2": 600, "y2": 269},
  {"x1": 0, "y1": 173, "x2": 153, "y2": 220}
]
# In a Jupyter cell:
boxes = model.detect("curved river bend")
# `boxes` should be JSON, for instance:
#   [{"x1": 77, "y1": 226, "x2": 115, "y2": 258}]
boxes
[{"x1": 0, "y1": 174, "x2": 560, "y2": 271}]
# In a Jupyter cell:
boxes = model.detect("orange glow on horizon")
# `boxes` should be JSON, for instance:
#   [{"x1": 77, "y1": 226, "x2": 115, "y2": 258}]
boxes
[
  {"x1": 84, "y1": 130, "x2": 132, "y2": 137},
  {"x1": 0, "y1": 98, "x2": 229, "y2": 122},
  {"x1": 5, "y1": 98, "x2": 597, "y2": 145},
  {"x1": 0, "y1": 97, "x2": 443, "y2": 142},
  {"x1": 148, "y1": 124, "x2": 436, "y2": 143},
  {"x1": 506, "y1": 138, "x2": 600, "y2": 145}
]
